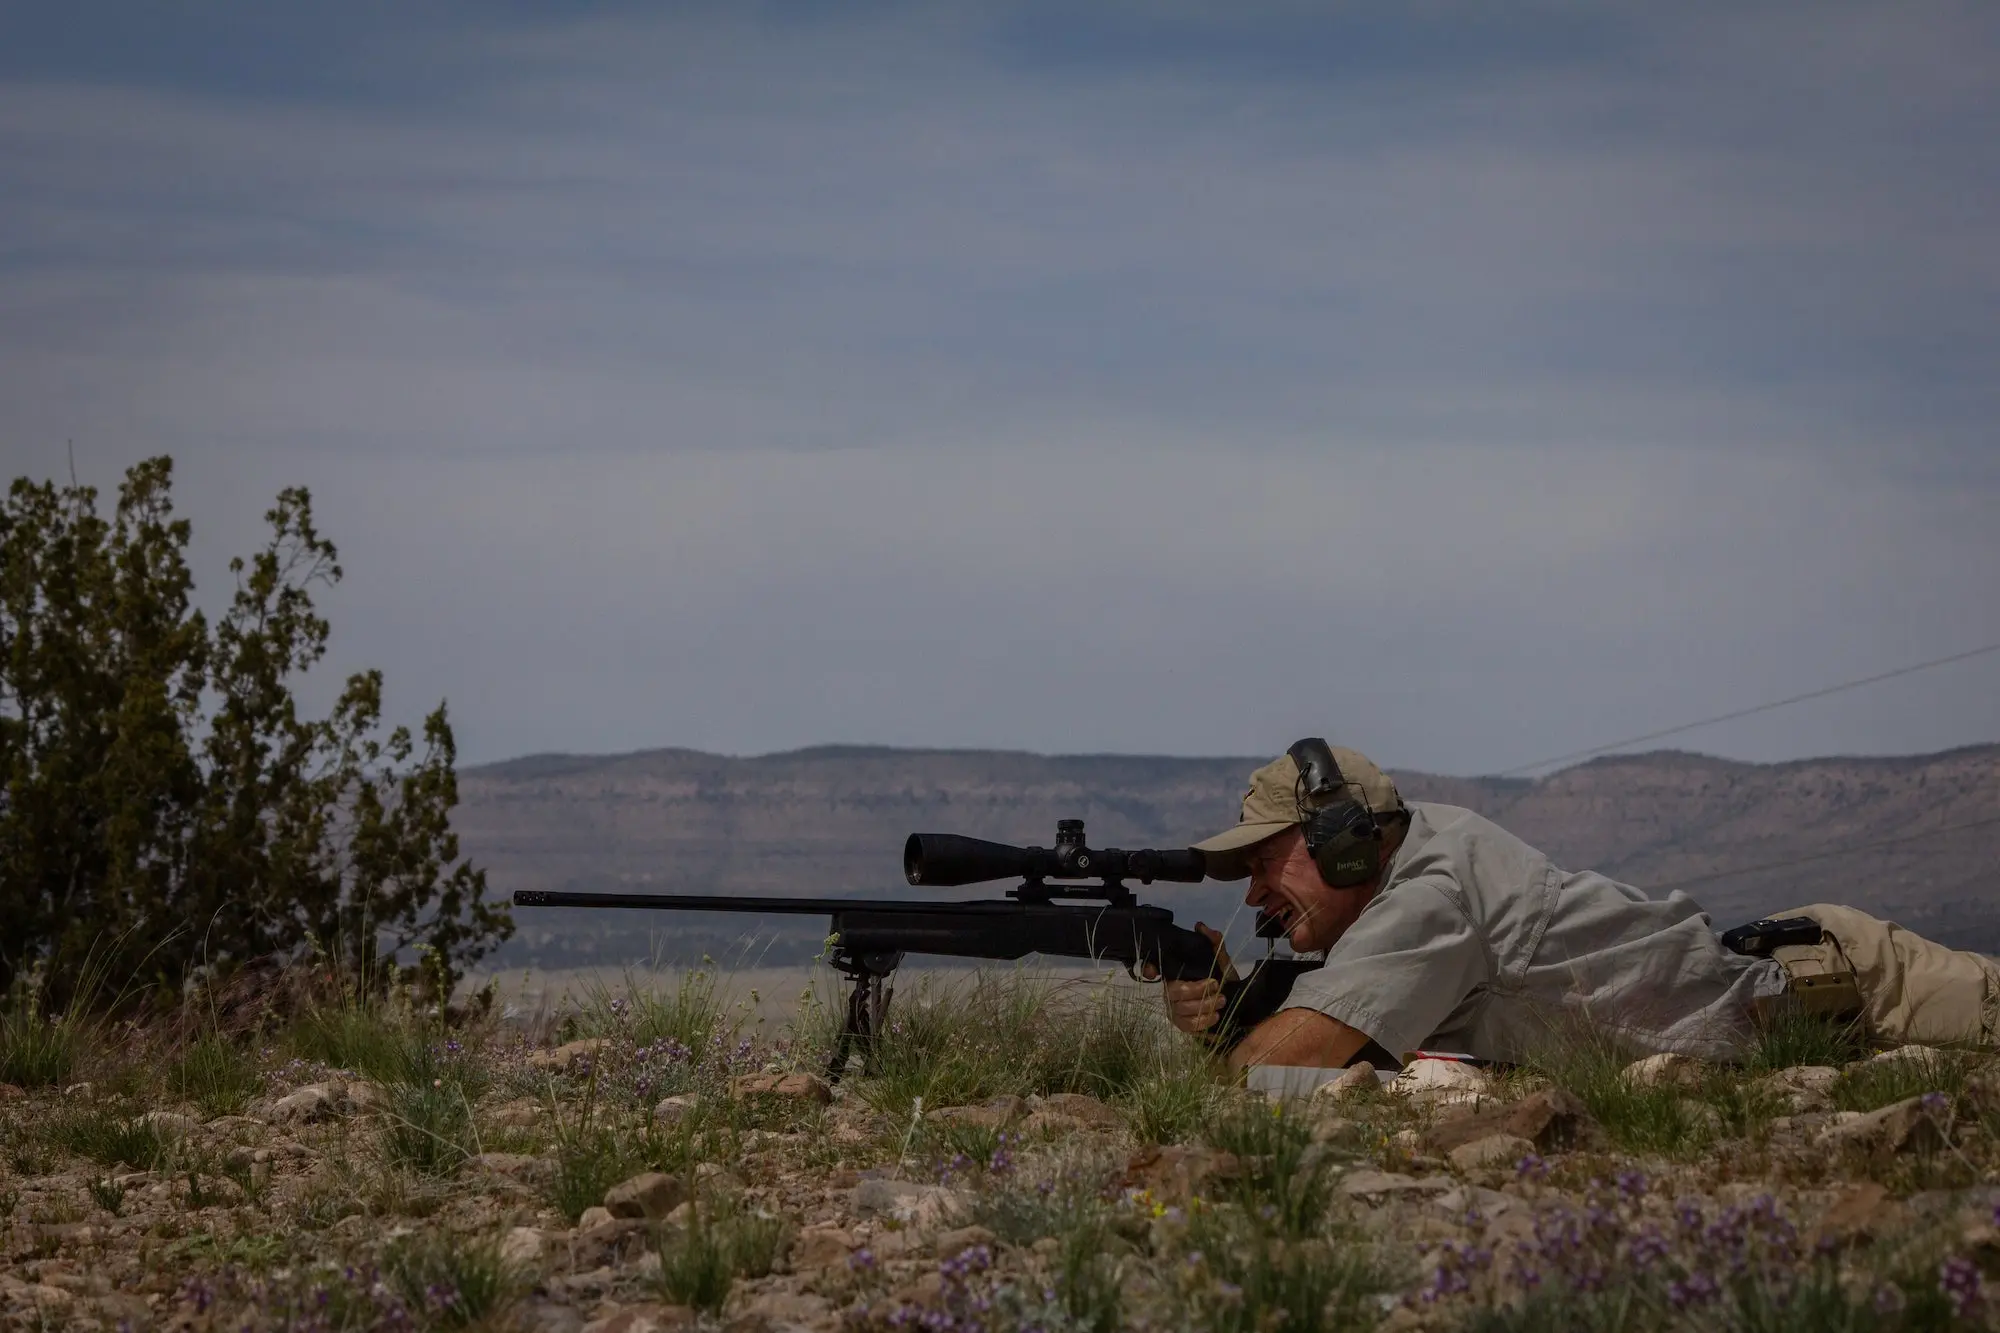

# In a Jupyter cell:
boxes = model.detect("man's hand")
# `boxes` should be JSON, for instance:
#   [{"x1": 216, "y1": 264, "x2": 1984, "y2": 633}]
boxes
[{"x1": 1143, "y1": 923, "x2": 1238, "y2": 1035}]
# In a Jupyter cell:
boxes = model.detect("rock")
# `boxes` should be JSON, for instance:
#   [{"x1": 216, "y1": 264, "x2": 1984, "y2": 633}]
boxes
[
  {"x1": 474, "y1": 1153, "x2": 554, "y2": 1185},
  {"x1": 1019, "y1": 1111, "x2": 1091, "y2": 1136},
  {"x1": 1623, "y1": 1053, "x2": 1704, "y2": 1089},
  {"x1": 1121, "y1": 1144, "x2": 1243, "y2": 1202},
  {"x1": 63, "y1": 1082, "x2": 93, "y2": 1100},
  {"x1": 578, "y1": 1205, "x2": 616, "y2": 1231},
  {"x1": 1811, "y1": 1182, "x2": 1912, "y2": 1249},
  {"x1": 345, "y1": 1080, "x2": 390, "y2": 1114},
  {"x1": 1311, "y1": 1063, "x2": 1378, "y2": 1103},
  {"x1": 1388, "y1": 1058, "x2": 1490, "y2": 1106},
  {"x1": 528, "y1": 1038, "x2": 613, "y2": 1074},
  {"x1": 791, "y1": 1226, "x2": 857, "y2": 1268},
  {"x1": 604, "y1": 1172, "x2": 689, "y2": 1220},
  {"x1": 1676, "y1": 1099, "x2": 1726, "y2": 1135},
  {"x1": 1815, "y1": 1095, "x2": 1946, "y2": 1156},
  {"x1": 734, "y1": 1291, "x2": 832, "y2": 1329},
  {"x1": 933, "y1": 1225, "x2": 998, "y2": 1258},
  {"x1": 1447, "y1": 1133, "x2": 1535, "y2": 1172},
  {"x1": 137, "y1": 1110, "x2": 197, "y2": 1137},
  {"x1": 520, "y1": 1300, "x2": 586, "y2": 1333},
  {"x1": 1867, "y1": 1045, "x2": 1944, "y2": 1068},
  {"x1": 0, "y1": 1083, "x2": 24, "y2": 1101},
  {"x1": 269, "y1": 1083, "x2": 343, "y2": 1124},
  {"x1": 694, "y1": 1162, "x2": 741, "y2": 1189},
  {"x1": 730, "y1": 1073, "x2": 833, "y2": 1105},
  {"x1": 928, "y1": 1095, "x2": 1027, "y2": 1130},
  {"x1": 850, "y1": 1179, "x2": 969, "y2": 1230},
  {"x1": 1031, "y1": 1092, "x2": 1123, "y2": 1127},
  {"x1": 579, "y1": 1304, "x2": 696, "y2": 1333},
  {"x1": 1309, "y1": 1116, "x2": 1357, "y2": 1143},
  {"x1": 1339, "y1": 1169, "x2": 1455, "y2": 1200},
  {"x1": 1426, "y1": 1088, "x2": 1598, "y2": 1155},
  {"x1": 501, "y1": 1226, "x2": 546, "y2": 1267},
  {"x1": 1758, "y1": 1065, "x2": 1841, "y2": 1112},
  {"x1": 489, "y1": 1098, "x2": 544, "y2": 1129},
  {"x1": 653, "y1": 1094, "x2": 697, "y2": 1123}
]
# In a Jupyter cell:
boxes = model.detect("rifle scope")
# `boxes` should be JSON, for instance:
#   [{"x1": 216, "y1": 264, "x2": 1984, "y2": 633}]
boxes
[{"x1": 904, "y1": 818, "x2": 1205, "y2": 887}]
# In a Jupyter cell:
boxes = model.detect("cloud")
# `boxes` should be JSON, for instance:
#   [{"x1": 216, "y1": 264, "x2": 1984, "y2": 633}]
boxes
[{"x1": 1, "y1": 2, "x2": 1995, "y2": 771}]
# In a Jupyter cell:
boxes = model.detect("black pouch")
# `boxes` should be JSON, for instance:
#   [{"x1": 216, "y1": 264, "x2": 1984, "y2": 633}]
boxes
[{"x1": 1720, "y1": 916, "x2": 1824, "y2": 957}]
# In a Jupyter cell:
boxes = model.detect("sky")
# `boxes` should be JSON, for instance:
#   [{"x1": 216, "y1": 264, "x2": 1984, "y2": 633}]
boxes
[{"x1": 3, "y1": 2, "x2": 1997, "y2": 775}]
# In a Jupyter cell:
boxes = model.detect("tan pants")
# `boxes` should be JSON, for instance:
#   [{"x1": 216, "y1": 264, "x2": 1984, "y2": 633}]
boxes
[{"x1": 1776, "y1": 903, "x2": 2000, "y2": 1048}]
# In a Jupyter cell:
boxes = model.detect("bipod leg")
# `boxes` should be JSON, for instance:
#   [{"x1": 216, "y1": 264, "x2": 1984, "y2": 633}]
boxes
[
  {"x1": 862, "y1": 972, "x2": 893, "y2": 1076},
  {"x1": 825, "y1": 969, "x2": 871, "y2": 1084}
]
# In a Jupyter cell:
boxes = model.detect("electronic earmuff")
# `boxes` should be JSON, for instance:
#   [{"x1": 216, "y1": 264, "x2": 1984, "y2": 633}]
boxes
[{"x1": 1286, "y1": 737, "x2": 1398, "y2": 889}]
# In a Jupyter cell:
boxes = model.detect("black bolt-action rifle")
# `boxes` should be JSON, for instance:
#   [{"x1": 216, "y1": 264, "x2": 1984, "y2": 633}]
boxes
[{"x1": 513, "y1": 818, "x2": 1318, "y2": 1079}]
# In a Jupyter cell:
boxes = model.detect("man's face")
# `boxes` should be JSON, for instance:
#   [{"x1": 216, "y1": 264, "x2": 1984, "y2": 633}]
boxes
[{"x1": 1242, "y1": 825, "x2": 1377, "y2": 953}]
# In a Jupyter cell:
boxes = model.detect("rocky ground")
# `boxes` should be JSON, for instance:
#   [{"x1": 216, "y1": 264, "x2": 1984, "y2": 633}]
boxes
[{"x1": 3, "y1": 971, "x2": 2000, "y2": 1332}]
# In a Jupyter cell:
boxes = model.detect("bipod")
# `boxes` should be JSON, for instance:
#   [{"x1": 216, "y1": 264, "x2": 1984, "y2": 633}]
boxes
[{"x1": 825, "y1": 948, "x2": 903, "y2": 1082}]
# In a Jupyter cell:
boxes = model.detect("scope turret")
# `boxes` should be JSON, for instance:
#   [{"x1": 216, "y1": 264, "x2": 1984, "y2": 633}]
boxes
[{"x1": 904, "y1": 819, "x2": 1205, "y2": 889}]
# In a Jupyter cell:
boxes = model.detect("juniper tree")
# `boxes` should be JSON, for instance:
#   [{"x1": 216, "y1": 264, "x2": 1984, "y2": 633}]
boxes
[{"x1": 0, "y1": 456, "x2": 509, "y2": 1008}]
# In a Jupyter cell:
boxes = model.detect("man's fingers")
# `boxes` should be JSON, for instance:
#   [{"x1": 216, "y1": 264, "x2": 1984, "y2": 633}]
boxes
[{"x1": 1140, "y1": 962, "x2": 1160, "y2": 981}]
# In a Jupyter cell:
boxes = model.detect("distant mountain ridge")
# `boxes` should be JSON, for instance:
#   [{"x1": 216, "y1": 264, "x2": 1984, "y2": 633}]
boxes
[{"x1": 460, "y1": 742, "x2": 2000, "y2": 967}]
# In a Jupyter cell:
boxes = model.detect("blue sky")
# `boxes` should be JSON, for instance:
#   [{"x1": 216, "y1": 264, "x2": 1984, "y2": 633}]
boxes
[{"x1": 3, "y1": 2, "x2": 1996, "y2": 773}]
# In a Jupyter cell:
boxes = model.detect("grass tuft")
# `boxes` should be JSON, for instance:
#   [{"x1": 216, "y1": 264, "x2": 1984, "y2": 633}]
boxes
[
  {"x1": 0, "y1": 986, "x2": 96, "y2": 1088},
  {"x1": 169, "y1": 1034, "x2": 263, "y2": 1116},
  {"x1": 652, "y1": 1196, "x2": 789, "y2": 1313},
  {"x1": 383, "y1": 1230, "x2": 520, "y2": 1329},
  {"x1": 1204, "y1": 1099, "x2": 1336, "y2": 1237},
  {"x1": 44, "y1": 1106, "x2": 174, "y2": 1170},
  {"x1": 1832, "y1": 1049, "x2": 1975, "y2": 1114}
]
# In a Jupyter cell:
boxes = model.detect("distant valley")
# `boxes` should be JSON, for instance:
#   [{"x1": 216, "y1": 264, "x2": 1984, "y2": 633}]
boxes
[{"x1": 461, "y1": 743, "x2": 2000, "y2": 968}]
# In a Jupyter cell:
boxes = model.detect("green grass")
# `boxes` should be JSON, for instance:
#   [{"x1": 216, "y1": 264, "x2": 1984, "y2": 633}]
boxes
[
  {"x1": 651, "y1": 1197, "x2": 789, "y2": 1313},
  {"x1": 1742, "y1": 1010, "x2": 1865, "y2": 1073},
  {"x1": 169, "y1": 1034, "x2": 263, "y2": 1116},
  {"x1": 1121, "y1": 1056, "x2": 1228, "y2": 1144},
  {"x1": 855, "y1": 969, "x2": 1183, "y2": 1116},
  {"x1": 1204, "y1": 1099, "x2": 1337, "y2": 1236},
  {"x1": 1519, "y1": 1025, "x2": 1729, "y2": 1157},
  {"x1": 383, "y1": 1231, "x2": 520, "y2": 1329},
  {"x1": 1183, "y1": 1210, "x2": 1393, "y2": 1333},
  {"x1": 1832, "y1": 1049, "x2": 1974, "y2": 1114},
  {"x1": 0, "y1": 988, "x2": 96, "y2": 1088},
  {"x1": 575, "y1": 966, "x2": 733, "y2": 1052},
  {"x1": 43, "y1": 1106, "x2": 174, "y2": 1170},
  {"x1": 288, "y1": 996, "x2": 428, "y2": 1083}
]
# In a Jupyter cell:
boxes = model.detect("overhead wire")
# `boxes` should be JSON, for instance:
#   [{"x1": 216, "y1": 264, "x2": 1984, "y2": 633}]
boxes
[{"x1": 1498, "y1": 640, "x2": 2000, "y2": 777}]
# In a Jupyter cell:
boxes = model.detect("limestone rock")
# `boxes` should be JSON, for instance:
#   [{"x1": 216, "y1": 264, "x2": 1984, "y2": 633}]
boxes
[
  {"x1": 731, "y1": 1072, "x2": 833, "y2": 1105},
  {"x1": 501, "y1": 1226, "x2": 546, "y2": 1268},
  {"x1": 734, "y1": 1290, "x2": 833, "y2": 1329},
  {"x1": 1427, "y1": 1088, "x2": 1597, "y2": 1155},
  {"x1": 1030, "y1": 1092, "x2": 1123, "y2": 1127},
  {"x1": 653, "y1": 1094, "x2": 697, "y2": 1123},
  {"x1": 1339, "y1": 1169, "x2": 1455, "y2": 1200},
  {"x1": 1121, "y1": 1144, "x2": 1242, "y2": 1202},
  {"x1": 1866, "y1": 1044, "x2": 1943, "y2": 1068},
  {"x1": 528, "y1": 1037, "x2": 613, "y2": 1074},
  {"x1": 269, "y1": 1083, "x2": 343, "y2": 1124},
  {"x1": 1676, "y1": 1099, "x2": 1725, "y2": 1136},
  {"x1": 473, "y1": 1153, "x2": 554, "y2": 1185},
  {"x1": 345, "y1": 1080, "x2": 390, "y2": 1114},
  {"x1": 927, "y1": 1095, "x2": 1026, "y2": 1130},
  {"x1": 579, "y1": 1304, "x2": 696, "y2": 1333},
  {"x1": 791, "y1": 1226, "x2": 857, "y2": 1268},
  {"x1": 1815, "y1": 1095, "x2": 1946, "y2": 1156},
  {"x1": 1623, "y1": 1053, "x2": 1704, "y2": 1089},
  {"x1": 0, "y1": 1083, "x2": 25, "y2": 1101},
  {"x1": 1810, "y1": 1182, "x2": 1912, "y2": 1248},
  {"x1": 137, "y1": 1110, "x2": 197, "y2": 1137},
  {"x1": 578, "y1": 1205, "x2": 616, "y2": 1231},
  {"x1": 850, "y1": 1178, "x2": 969, "y2": 1230},
  {"x1": 1019, "y1": 1111, "x2": 1091, "y2": 1136},
  {"x1": 604, "y1": 1171, "x2": 689, "y2": 1220},
  {"x1": 1758, "y1": 1065, "x2": 1841, "y2": 1112},
  {"x1": 933, "y1": 1225, "x2": 998, "y2": 1258},
  {"x1": 1312, "y1": 1063, "x2": 1378, "y2": 1103},
  {"x1": 1447, "y1": 1133, "x2": 1535, "y2": 1172},
  {"x1": 1388, "y1": 1058, "x2": 1490, "y2": 1106}
]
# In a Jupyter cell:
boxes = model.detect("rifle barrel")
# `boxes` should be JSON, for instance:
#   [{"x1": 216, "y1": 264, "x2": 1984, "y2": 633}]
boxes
[{"x1": 514, "y1": 889, "x2": 1013, "y2": 915}]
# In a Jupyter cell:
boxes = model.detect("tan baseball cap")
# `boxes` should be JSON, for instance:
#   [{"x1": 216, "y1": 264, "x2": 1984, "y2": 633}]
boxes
[{"x1": 1192, "y1": 744, "x2": 1404, "y2": 880}]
